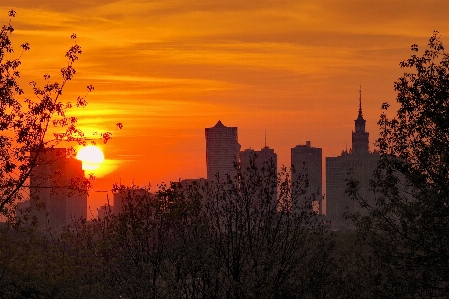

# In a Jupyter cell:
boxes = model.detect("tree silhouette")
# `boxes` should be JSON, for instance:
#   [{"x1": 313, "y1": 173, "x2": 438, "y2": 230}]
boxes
[
  {"x1": 0, "y1": 10, "x2": 121, "y2": 219},
  {"x1": 349, "y1": 31, "x2": 449, "y2": 298},
  {"x1": 60, "y1": 160, "x2": 335, "y2": 299}
]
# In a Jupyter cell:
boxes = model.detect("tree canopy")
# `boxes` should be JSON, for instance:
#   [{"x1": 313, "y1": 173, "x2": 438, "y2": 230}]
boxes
[
  {"x1": 350, "y1": 31, "x2": 449, "y2": 298},
  {"x1": 0, "y1": 10, "x2": 121, "y2": 218}
]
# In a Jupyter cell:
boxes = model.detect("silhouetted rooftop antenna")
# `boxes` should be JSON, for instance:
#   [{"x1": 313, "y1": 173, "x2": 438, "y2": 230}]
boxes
[{"x1": 264, "y1": 128, "x2": 267, "y2": 148}]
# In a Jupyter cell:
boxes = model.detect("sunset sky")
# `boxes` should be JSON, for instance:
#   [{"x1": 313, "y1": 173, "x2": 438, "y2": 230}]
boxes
[{"x1": 2, "y1": 0, "x2": 449, "y2": 214}]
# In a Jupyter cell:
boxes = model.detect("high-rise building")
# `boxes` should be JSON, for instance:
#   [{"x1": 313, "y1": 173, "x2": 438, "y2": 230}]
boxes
[
  {"x1": 240, "y1": 146, "x2": 278, "y2": 206},
  {"x1": 30, "y1": 148, "x2": 87, "y2": 228},
  {"x1": 326, "y1": 89, "x2": 379, "y2": 229},
  {"x1": 113, "y1": 188, "x2": 152, "y2": 215},
  {"x1": 97, "y1": 204, "x2": 111, "y2": 219},
  {"x1": 205, "y1": 120, "x2": 241, "y2": 181},
  {"x1": 240, "y1": 146, "x2": 277, "y2": 175},
  {"x1": 291, "y1": 141, "x2": 322, "y2": 212}
]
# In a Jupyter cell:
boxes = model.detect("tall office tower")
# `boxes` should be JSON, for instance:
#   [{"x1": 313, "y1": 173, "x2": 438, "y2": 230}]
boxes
[
  {"x1": 205, "y1": 120, "x2": 241, "y2": 181},
  {"x1": 326, "y1": 89, "x2": 379, "y2": 229},
  {"x1": 291, "y1": 141, "x2": 322, "y2": 212},
  {"x1": 30, "y1": 148, "x2": 87, "y2": 228},
  {"x1": 241, "y1": 146, "x2": 278, "y2": 205},
  {"x1": 240, "y1": 146, "x2": 277, "y2": 174},
  {"x1": 113, "y1": 188, "x2": 152, "y2": 215}
]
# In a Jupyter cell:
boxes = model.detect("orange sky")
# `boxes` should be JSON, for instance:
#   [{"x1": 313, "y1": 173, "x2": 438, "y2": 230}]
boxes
[{"x1": 3, "y1": 1, "x2": 449, "y2": 215}]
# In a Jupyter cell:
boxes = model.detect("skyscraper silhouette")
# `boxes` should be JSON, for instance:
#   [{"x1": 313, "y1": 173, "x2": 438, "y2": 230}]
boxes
[
  {"x1": 205, "y1": 120, "x2": 241, "y2": 181},
  {"x1": 352, "y1": 89, "x2": 370, "y2": 153},
  {"x1": 326, "y1": 89, "x2": 379, "y2": 229},
  {"x1": 112, "y1": 187, "x2": 152, "y2": 215},
  {"x1": 291, "y1": 141, "x2": 322, "y2": 213},
  {"x1": 240, "y1": 146, "x2": 278, "y2": 206},
  {"x1": 30, "y1": 148, "x2": 87, "y2": 228},
  {"x1": 240, "y1": 146, "x2": 277, "y2": 175}
]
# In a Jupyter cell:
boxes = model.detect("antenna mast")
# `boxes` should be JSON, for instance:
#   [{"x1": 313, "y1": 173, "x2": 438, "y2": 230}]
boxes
[{"x1": 264, "y1": 128, "x2": 267, "y2": 148}]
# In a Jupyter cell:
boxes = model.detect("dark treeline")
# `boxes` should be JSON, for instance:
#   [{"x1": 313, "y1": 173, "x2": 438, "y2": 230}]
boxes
[{"x1": 1, "y1": 162, "x2": 361, "y2": 299}]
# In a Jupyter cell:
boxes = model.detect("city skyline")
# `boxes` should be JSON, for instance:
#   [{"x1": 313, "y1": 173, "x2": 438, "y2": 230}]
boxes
[
  {"x1": 22, "y1": 99, "x2": 368, "y2": 220},
  {"x1": 2, "y1": 1, "x2": 448, "y2": 213}
]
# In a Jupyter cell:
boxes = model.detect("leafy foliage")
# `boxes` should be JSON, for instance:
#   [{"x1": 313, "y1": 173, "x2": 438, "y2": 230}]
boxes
[
  {"x1": 350, "y1": 31, "x2": 449, "y2": 298},
  {"x1": 0, "y1": 11, "x2": 121, "y2": 218},
  {"x1": 47, "y1": 161, "x2": 335, "y2": 299}
]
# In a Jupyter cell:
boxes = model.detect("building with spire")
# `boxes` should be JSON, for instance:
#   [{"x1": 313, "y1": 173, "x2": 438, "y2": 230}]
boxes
[
  {"x1": 239, "y1": 133, "x2": 278, "y2": 209},
  {"x1": 205, "y1": 120, "x2": 241, "y2": 181},
  {"x1": 240, "y1": 130, "x2": 277, "y2": 175},
  {"x1": 240, "y1": 145, "x2": 278, "y2": 207},
  {"x1": 352, "y1": 91, "x2": 370, "y2": 153},
  {"x1": 326, "y1": 88, "x2": 379, "y2": 229}
]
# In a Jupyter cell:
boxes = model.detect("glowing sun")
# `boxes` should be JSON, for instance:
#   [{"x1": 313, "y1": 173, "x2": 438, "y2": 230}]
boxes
[{"x1": 76, "y1": 145, "x2": 105, "y2": 170}]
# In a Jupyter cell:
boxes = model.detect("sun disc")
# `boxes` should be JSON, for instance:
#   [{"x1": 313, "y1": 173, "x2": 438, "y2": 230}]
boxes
[{"x1": 76, "y1": 145, "x2": 105, "y2": 170}]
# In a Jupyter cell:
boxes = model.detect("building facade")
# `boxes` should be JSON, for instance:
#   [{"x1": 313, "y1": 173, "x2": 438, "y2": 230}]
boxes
[
  {"x1": 205, "y1": 120, "x2": 241, "y2": 181},
  {"x1": 30, "y1": 148, "x2": 87, "y2": 228},
  {"x1": 326, "y1": 90, "x2": 379, "y2": 229},
  {"x1": 112, "y1": 188, "x2": 152, "y2": 215},
  {"x1": 240, "y1": 146, "x2": 278, "y2": 206},
  {"x1": 240, "y1": 146, "x2": 277, "y2": 175},
  {"x1": 291, "y1": 141, "x2": 323, "y2": 212}
]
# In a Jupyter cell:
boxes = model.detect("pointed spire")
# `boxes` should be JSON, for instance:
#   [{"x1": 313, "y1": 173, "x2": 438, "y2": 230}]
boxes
[
  {"x1": 358, "y1": 85, "x2": 363, "y2": 118},
  {"x1": 353, "y1": 85, "x2": 369, "y2": 152}
]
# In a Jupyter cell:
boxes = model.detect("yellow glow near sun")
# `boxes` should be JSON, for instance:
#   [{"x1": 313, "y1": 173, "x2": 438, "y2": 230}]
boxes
[{"x1": 76, "y1": 145, "x2": 105, "y2": 170}]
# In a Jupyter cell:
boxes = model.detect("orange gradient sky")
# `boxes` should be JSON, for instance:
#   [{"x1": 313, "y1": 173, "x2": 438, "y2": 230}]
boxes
[{"x1": 3, "y1": 1, "x2": 449, "y2": 214}]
